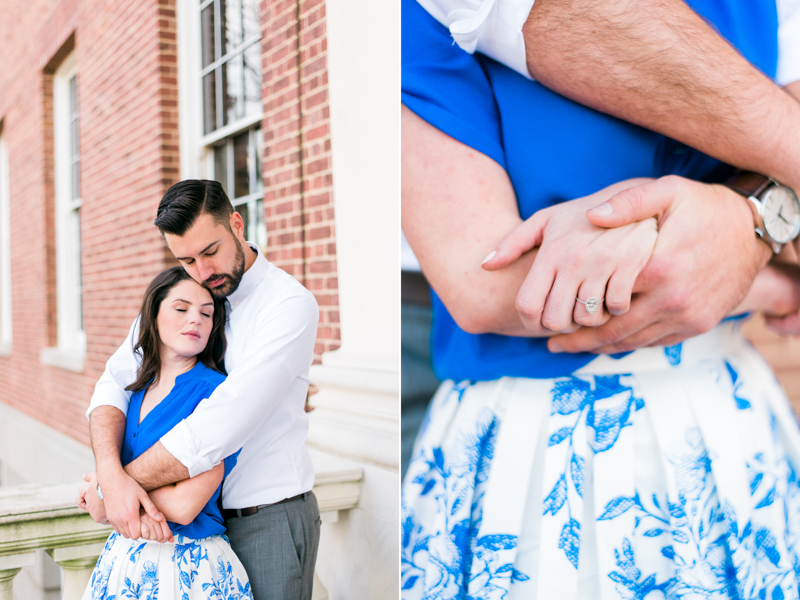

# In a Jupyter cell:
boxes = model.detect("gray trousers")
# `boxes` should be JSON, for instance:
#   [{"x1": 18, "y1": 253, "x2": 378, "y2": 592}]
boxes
[{"x1": 225, "y1": 491, "x2": 321, "y2": 600}]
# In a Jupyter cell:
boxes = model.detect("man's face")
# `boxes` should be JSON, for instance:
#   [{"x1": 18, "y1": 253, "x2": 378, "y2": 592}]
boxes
[{"x1": 165, "y1": 212, "x2": 246, "y2": 298}]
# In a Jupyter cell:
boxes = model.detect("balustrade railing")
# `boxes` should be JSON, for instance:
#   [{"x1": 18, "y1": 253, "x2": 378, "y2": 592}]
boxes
[{"x1": 0, "y1": 450, "x2": 362, "y2": 600}]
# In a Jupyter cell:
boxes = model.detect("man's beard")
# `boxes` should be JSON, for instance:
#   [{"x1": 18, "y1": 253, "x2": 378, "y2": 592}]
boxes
[{"x1": 206, "y1": 241, "x2": 246, "y2": 298}]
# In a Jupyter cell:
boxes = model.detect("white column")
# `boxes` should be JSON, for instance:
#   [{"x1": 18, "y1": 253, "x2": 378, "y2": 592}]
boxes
[
  {"x1": 306, "y1": 0, "x2": 399, "y2": 597},
  {"x1": 0, "y1": 553, "x2": 35, "y2": 600}
]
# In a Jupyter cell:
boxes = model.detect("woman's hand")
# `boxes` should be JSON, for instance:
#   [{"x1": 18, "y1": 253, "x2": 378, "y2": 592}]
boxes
[
  {"x1": 733, "y1": 261, "x2": 800, "y2": 335},
  {"x1": 482, "y1": 179, "x2": 657, "y2": 333},
  {"x1": 77, "y1": 471, "x2": 109, "y2": 525}
]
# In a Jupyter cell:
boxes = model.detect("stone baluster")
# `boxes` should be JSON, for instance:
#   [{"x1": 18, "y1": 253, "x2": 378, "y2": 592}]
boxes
[
  {"x1": 48, "y1": 541, "x2": 105, "y2": 600},
  {"x1": 0, "y1": 553, "x2": 35, "y2": 600}
]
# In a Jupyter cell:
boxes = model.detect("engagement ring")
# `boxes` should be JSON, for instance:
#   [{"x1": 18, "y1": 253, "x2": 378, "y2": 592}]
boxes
[{"x1": 576, "y1": 296, "x2": 603, "y2": 315}]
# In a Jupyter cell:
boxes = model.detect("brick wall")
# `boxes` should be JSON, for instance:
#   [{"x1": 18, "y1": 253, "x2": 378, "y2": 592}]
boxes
[
  {"x1": 0, "y1": 0, "x2": 181, "y2": 446},
  {"x1": 260, "y1": 0, "x2": 340, "y2": 361},
  {"x1": 0, "y1": 0, "x2": 340, "y2": 449}
]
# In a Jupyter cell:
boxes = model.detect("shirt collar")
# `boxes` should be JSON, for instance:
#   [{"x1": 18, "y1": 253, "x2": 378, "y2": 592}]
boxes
[{"x1": 226, "y1": 243, "x2": 267, "y2": 310}]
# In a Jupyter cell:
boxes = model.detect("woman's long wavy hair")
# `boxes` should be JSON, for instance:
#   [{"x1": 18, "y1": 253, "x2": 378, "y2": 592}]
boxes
[{"x1": 125, "y1": 267, "x2": 227, "y2": 393}]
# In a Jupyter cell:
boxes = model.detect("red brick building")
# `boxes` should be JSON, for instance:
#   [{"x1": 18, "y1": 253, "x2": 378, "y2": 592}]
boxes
[{"x1": 0, "y1": 0, "x2": 339, "y2": 449}]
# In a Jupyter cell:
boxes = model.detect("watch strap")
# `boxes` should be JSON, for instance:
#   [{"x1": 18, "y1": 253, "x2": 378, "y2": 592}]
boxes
[{"x1": 725, "y1": 170, "x2": 773, "y2": 199}]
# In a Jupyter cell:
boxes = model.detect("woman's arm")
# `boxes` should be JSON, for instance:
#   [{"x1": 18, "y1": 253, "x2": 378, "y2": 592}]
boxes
[
  {"x1": 147, "y1": 462, "x2": 224, "y2": 526},
  {"x1": 403, "y1": 105, "x2": 657, "y2": 335}
]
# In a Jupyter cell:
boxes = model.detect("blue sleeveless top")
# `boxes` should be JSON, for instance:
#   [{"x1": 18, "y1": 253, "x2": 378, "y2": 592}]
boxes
[
  {"x1": 402, "y1": 0, "x2": 779, "y2": 382},
  {"x1": 121, "y1": 362, "x2": 239, "y2": 539}
]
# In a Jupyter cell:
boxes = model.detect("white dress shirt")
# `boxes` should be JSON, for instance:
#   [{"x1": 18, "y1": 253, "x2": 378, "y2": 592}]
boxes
[
  {"x1": 418, "y1": 0, "x2": 800, "y2": 86},
  {"x1": 88, "y1": 245, "x2": 319, "y2": 509}
]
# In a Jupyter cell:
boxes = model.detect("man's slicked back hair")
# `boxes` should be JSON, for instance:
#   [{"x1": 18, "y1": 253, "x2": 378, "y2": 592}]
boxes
[{"x1": 154, "y1": 180, "x2": 234, "y2": 236}]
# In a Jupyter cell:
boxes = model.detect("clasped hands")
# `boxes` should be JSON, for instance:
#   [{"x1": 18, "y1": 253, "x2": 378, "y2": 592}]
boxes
[
  {"x1": 482, "y1": 175, "x2": 800, "y2": 352},
  {"x1": 77, "y1": 470, "x2": 173, "y2": 543}
]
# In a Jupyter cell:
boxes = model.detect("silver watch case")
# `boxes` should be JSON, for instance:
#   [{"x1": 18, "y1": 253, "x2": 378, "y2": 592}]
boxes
[{"x1": 747, "y1": 183, "x2": 800, "y2": 254}]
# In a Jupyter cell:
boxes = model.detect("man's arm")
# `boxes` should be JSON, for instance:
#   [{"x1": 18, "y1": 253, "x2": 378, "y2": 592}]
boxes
[
  {"x1": 520, "y1": 0, "x2": 800, "y2": 192},
  {"x1": 425, "y1": 0, "x2": 800, "y2": 192},
  {"x1": 87, "y1": 318, "x2": 167, "y2": 540}
]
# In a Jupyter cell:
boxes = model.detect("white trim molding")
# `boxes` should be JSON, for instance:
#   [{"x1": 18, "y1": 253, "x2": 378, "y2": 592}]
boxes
[{"x1": 44, "y1": 52, "x2": 85, "y2": 371}]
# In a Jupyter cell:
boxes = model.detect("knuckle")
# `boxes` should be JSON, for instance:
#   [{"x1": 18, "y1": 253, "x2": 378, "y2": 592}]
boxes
[
  {"x1": 516, "y1": 296, "x2": 541, "y2": 320},
  {"x1": 605, "y1": 294, "x2": 629, "y2": 312}
]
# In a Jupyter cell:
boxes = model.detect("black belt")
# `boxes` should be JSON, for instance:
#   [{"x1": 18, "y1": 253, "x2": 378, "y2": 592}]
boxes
[{"x1": 223, "y1": 492, "x2": 309, "y2": 519}]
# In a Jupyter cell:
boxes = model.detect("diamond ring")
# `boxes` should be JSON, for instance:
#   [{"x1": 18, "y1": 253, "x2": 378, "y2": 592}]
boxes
[{"x1": 576, "y1": 296, "x2": 604, "y2": 315}]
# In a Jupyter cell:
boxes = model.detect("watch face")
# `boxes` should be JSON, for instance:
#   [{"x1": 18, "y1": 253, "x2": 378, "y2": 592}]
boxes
[{"x1": 761, "y1": 186, "x2": 800, "y2": 244}]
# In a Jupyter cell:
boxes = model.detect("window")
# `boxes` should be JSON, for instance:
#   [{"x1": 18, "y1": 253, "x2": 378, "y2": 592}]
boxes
[
  {"x1": 42, "y1": 53, "x2": 84, "y2": 371},
  {"x1": 0, "y1": 132, "x2": 11, "y2": 355},
  {"x1": 198, "y1": 0, "x2": 266, "y2": 249}
]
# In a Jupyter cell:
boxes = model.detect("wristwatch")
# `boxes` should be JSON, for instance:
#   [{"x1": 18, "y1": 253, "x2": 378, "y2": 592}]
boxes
[
  {"x1": 96, "y1": 484, "x2": 104, "y2": 500},
  {"x1": 725, "y1": 171, "x2": 800, "y2": 253}
]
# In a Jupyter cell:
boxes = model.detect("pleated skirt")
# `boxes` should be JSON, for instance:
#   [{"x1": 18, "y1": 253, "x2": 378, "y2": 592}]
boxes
[
  {"x1": 83, "y1": 531, "x2": 253, "y2": 600},
  {"x1": 401, "y1": 321, "x2": 800, "y2": 599}
]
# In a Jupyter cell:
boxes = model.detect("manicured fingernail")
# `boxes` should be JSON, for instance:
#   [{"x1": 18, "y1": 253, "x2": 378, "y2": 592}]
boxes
[
  {"x1": 481, "y1": 250, "x2": 497, "y2": 265},
  {"x1": 590, "y1": 202, "x2": 613, "y2": 217}
]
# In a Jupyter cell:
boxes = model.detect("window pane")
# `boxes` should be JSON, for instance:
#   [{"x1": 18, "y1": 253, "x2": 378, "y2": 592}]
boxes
[
  {"x1": 242, "y1": 0, "x2": 260, "y2": 41},
  {"x1": 71, "y1": 118, "x2": 79, "y2": 158},
  {"x1": 73, "y1": 209, "x2": 83, "y2": 331},
  {"x1": 220, "y1": 0, "x2": 242, "y2": 57},
  {"x1": 72, "y1": 161, "x2": 81, "y2": 201},
  {"x1": 201, "y1": 3, "x2": 216, "y2": 67},
  {"x1": 69, "y1": 76, "x2": 78, "y2": 116},
  {"x1": 254, "y1": 126, "x2": 263, "y2": 191},
  {"x1": 203, "y1": 70, "x2": 218, "y2": 134},
  {"x1": 222, "y1": 55, "x2": 243, "y2": 126},
  {"x1": 233, "y1": 131, "x2": 249, "y2": 198},
  {"x1": 243, "y1": 42, "x2": 262, "y2": 119},
  {"x1": 214, "y1": 143, "x2": 228, "y2": 195},
  {"x1": 255, "y1": 198, "x2": 267, "y2": 250},
  {"x1": 236, "y1": 202, "x2": 249, "y2": 238}
]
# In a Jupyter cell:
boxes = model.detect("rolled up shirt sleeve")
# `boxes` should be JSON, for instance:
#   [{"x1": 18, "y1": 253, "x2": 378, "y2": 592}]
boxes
[
  {"x1": 778, "y1": 0, "x2": 800, "y2": 85},
  {"x1": 86, "y1": 317, "x2": 140, "y2": 419},
  {"x1": 416, "y1": 0, "x2": 535, "y2": 79},
  {"x1": 160, "y1": 290, "x2": 319, "y2": 478}
]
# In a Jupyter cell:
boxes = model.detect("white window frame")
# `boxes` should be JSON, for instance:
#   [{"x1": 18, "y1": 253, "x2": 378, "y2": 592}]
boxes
[
  {"x1": 177, "y1": 0, "x2": 266, "y2": 249},
  {"x1": 42, "y1": 52, "x2": 85, "y2": 372},
  {"x1": 0, "y1": 133, "x2": 11, "y2": 356}
]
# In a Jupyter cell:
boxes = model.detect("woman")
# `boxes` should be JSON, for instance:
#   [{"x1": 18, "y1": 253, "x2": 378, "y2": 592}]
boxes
[
  {"x1": 401, "y1": 0, "x2": 800, "y2": 598},
  {"x1": 80, "y1": 267, "x2": 252, "y2": 600}
]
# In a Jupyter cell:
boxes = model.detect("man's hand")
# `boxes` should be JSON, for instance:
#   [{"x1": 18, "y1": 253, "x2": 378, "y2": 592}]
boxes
[
  {"x1": 548, "y1": 176, "x2": 772, "y2": 353},
  {"x1": 98, "y1": 468, "x2": 167, "y2": 540}
]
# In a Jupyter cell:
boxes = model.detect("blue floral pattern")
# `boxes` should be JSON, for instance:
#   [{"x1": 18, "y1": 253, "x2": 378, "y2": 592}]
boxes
[
  {"x1": 84, "y1": 533, "x2": 253, "y2": 600},
  {"x1": 402, "y1": 324, "x2": 800, "y2": 600}
]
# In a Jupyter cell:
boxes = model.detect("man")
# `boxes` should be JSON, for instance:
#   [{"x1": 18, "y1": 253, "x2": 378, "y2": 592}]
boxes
[{"x1": 80, "y1": 180, "x2": 320, "y2": 600}]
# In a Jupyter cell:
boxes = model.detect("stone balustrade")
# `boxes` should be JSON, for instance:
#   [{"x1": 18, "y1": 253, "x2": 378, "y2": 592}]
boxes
[{"x1": 0, "y1": 450, "x2": 362, "y2": 600}]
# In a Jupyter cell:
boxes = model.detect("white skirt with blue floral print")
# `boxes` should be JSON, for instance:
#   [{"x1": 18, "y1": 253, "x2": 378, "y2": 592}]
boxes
[
  {"x1": 401, "y1": 321, "x2": 800, "y2": 600},
  {"x1": 83, "y1": 531, "x2": 253, "y2": 600}
]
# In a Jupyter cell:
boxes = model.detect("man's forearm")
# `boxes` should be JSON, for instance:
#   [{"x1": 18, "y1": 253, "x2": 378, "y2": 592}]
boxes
[
  {"x1": 124, "y1": 441, "x2": 190, "y2": 491},
  {"x1": 91, "y1": 406, "x2": 189, "y2": 490},
  {"x1": 525, "y1": 0, "x2": 800, "y2": 191},
  {"x1": 90, "y1": 406, "x2": 127, "y2": 480}
]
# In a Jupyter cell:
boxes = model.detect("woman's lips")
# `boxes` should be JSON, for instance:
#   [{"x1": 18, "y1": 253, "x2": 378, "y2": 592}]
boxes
[{"x1": 183, "y1": 331, "x2": 201, "y2": 340}]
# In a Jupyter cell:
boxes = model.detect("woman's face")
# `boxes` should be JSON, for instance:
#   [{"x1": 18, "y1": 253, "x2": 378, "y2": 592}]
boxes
[{"x1": 156, "y1": 279, "x2": 216, "y2": 359}]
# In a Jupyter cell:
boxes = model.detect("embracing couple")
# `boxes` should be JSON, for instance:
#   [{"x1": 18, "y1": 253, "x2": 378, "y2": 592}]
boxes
[
  {"x1": 401, "y1": 0, "x2": 800, "y2": 597},
  {"x1": 76, "y1": 180, "x2": 320, "y2": 599}
]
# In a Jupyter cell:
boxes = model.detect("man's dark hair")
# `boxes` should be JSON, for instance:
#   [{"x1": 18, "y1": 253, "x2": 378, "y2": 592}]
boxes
[{"x1": 154, "y1": 179, "x2": 234, "y2": 236}]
